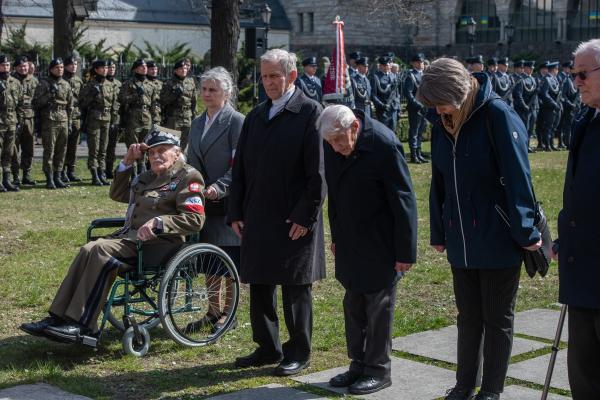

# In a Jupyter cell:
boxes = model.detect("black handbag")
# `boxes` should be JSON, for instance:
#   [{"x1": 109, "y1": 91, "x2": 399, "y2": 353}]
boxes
[{"x1": 485, "y1": 101, "x2": 552, "y2": 278}]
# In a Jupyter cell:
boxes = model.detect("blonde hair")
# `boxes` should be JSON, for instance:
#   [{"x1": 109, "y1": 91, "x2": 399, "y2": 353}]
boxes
[{"x1": 417, "y1": 57, "x2": 473, "y2": 108}]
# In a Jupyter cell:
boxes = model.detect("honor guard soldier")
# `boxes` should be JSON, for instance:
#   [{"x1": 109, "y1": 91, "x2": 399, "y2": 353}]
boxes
[
  {"x1": 160, "y1": 59, "x2": 197, "y2": 151},
  {"x1": 295, "y1": 56, "x2": 323, "y2": 103},
  {"x1": 79, "y1": 60, "x2": 119, "y2": 185},
  {"x1": 557, "y1": 60, "x2": 580, "y2": 149},
  {"x1": 32, "y1": 58, "x2": 73, "y2": 189},
  {"x1": 105, "y1": 60, "x2": 122, "y2": 179},
  {"x1": 513, "y1": 60, "x2": 538, "y2": 152},
  {"x1": 62, "y1": 56, "x2": 84, "y2": 183},
  {"x1": 557, "y1": 60, "x2": 570, "y2": 84},
  {"x1": 466, "y1": 55, "x2": 485, "y2": 73},
  {"x1": 348, "y1": 51, "x2": 362, "y2": 78},
  {"x1": 403, "y1": 53, "x2": 428, "y2": 163},
  {"x1": 370, "y1": 55, "x2": 400, "y2": 132},
  {"x1": 146, "y1": 60, "x2": 162, "y2": 124},
  {"x1": 536, "y1": 61, "x2": 561, "y2": 151},
  {"x1": 486, "y1": 57, "x2": 499, "y2": 92},
  {"x1": 0, "y1": 55, "x2": 23, "y2": 192},
  {"x1": 11, "y1": 56, "x2": 38, "y2": 187},
  {"x1": 350, "y1": 56, "x2": 372, "y2": 117},
  {"x1": 118, "y1": 59, "x2": 160, "y2": 173},
  {"x1": 511, "y1": 59, "x2": 525, "y2": 86},
  {"x1": 495, "y1": 57, "x2": 513, "y2": 105}
]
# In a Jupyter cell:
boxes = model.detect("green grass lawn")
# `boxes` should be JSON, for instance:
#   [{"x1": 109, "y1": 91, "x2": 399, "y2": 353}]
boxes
[{"x1": 0, "y1": 147, "x2": 569, "y2": 399}]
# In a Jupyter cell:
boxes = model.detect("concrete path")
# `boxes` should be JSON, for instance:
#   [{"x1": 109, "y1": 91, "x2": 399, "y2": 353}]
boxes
[{"x1": 0, "y1": 383, "x2": 92, "y2": 400}]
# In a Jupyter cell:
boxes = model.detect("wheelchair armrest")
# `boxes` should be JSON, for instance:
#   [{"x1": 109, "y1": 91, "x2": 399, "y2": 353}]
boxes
[{"x1": 87, "y1": 217, "x2": 126, "y2": 242}]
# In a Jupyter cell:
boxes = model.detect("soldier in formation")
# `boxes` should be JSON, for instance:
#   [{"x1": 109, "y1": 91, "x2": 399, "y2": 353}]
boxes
[
  {"x1": 146, "y1": 60, "x2": 162, "y2": 125},
  {"x1": 403, "y1": 53, "x2": 428, "y2": 164},
  {"x1": 0, "y1": 55, "x2": 23, "y2": 192},
  {"x1": 295, "y1": 56, "x2": 323, "y2": 103},
  {"x1": 105, "y1": 60, "x2": 122, "y2": 179},
  {"x1": 369, "y1": 55, "x2": 400, "y2": 132},
  {"x1": 160, "y1": 59, "x2": 196, "y2": 151},
  {"x1": 513, "y1": 61, "x2": 538, "y2": 152},
  {"x1": 350, "y1": 56, "x2": 371, "y2": 117},
  {"x1": 62, "y1": 56, "x2": 84, "y2": 183},
  {"x1": 536, "y1": 61, "x2": 562, "y2": 151}
]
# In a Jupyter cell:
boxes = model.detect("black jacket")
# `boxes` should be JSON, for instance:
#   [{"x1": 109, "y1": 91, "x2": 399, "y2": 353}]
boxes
[{"x1": 325, "y1": 111, "x2": 417, "y2": 293}]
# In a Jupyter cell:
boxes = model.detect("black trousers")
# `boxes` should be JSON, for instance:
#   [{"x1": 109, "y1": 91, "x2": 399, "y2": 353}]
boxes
[
  {"x1": 451, "y1": 266, "x2": 521, "y2": 394},
  {"x1": 344, "y1": 283, "x2": 397, "y2": 379},
  {"x1": 567, "y1": 306, "x2": 600, "y2": 400},
  {"x1": 249, "y1": 283, "x2": 312, "y2": 362},
  {"x1": 407, "y1": 108, "x2": 426, "y2": 150}
]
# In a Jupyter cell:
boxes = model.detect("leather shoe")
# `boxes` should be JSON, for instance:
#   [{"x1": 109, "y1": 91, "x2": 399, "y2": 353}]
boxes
[
  {"x1": 474, "y1": 391, "x2": 499, "y2": 400},
  {"x1": 444, "y1": 386, "x2": 475, "y2": 400},
  {"x1": 329, "y1": 370, "x2": 362, "y2": 387},
  {"x1": 213, "y1": 316, "x2": 237, "y2": 333},
  {"x1": 19, "y1": 316, "x2": 63, "y2": 337},
  {"x1": 44, "y1": 323, "x2": 89, "y2": 342},
  {"x1": 234, "y1": 350, "x2": 283, "y2": 368},
  {"x1": 348, "y1": 375, "x2": 392, "y2": 395},
  {"x1": 273, "y1": 359, "x2": 310, "y2": 376},
  {"x1": 184, "y1": 312, "x2": 220, "y2": 333}
]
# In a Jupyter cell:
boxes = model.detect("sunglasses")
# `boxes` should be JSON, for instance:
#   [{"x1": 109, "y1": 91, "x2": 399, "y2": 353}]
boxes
[{"x1": 571, "y1": 65, "x2": 600, "y2": 80}]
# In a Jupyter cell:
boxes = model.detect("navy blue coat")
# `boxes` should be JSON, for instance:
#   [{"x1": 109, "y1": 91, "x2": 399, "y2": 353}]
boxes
[
  {"x1": 429, "y1": 73, "x2": 540, "y2": 268},
  {"x1": 557, "y1": 107, "x2": 600, "y2": 309},
  {"x1": 325, "y1": 111, "x2": 418, "y2": 293}
]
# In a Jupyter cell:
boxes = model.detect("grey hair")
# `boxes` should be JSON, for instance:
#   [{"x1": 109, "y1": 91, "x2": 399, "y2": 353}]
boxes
[
  {"x1": 417, "y1": 57, "x2": 473, "y2": 108},
  {"x1": 316, "y1": 105, "x2": 357, "y2": 139},
  {"x1": 260, "y1": 49, "x2": 297, "y2": 75},
  {"x1": 573, "y1": 39, "x2": 600, "y2": 64},
  {"x1": 200, "y1": 66, "x2": 236, "y2": 102}
]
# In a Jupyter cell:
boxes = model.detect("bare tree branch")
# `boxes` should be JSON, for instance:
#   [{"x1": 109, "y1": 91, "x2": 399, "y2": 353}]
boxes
[{"x1": 352, "y1": 0, "x2": 436, "y2": 27}]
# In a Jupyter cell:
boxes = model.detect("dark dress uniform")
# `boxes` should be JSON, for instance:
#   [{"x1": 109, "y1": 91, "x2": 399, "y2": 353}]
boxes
[
  {"x1": 494, "y1": 70, "x2": 513, "y2": 105},
  {"x1": 350, "y1": 59, "x2": 372, "y2": 117},
  {"x1": 62, "y1": 58, "x2": 84, "y2": 183},
  {"x1": 512, "y1": 71, "x2": 538, "y2": 150},
  {"x1": 557, "y1": 73, "x2": 579, "y2": 149},
  {"x1": 370, "y1": 59, "x2": 400, "y2": 132},
  {"x1": 536, "y1": 65, "x2": 561, "y2": 151},
  {"x1": 403, "y1": 60, "x2": 427, "y2": 163},
  {"x1": 0, "y1": 56, "x2": 23, "y2": 192},
  {"x1": 295, "y1": 56, "x2": 322, "y2": 103}
]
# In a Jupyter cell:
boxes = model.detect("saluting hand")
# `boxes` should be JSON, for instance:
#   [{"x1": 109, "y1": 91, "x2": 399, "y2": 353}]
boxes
[{"x1": 123, "y1": 143, "x2": 149, "y2": 166}]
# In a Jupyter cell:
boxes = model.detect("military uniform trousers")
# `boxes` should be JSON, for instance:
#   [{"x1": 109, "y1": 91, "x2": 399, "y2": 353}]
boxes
[
  {"x1": 567, "y1": 306, "x2": 600, "y2": 400},
  {"x1": 516, "y1": 110, "x2": 534, "y2": 147},
  {"x1": 375, "y1": 108, "x2": 398, "y2": 134},
  {"x1": 407, "y1": 108, "x2": 427, "y2": 150},
  {"x1": 164, "y1": 116, "x2": 191, "y2": 151},
  {"x1": 0, "y1": 125, "x2": 16, "y2": 172},
  {"x1": 64, "y1": 118, "x2": 81, "y2": 169},
  {"x1": 344, "y1": 283, "x2": 397, "y2": 380},
  {"x1": 11, "y1": 117, "x2": 34, "y2": 173},
  {"x1": 452, "y1": 266, "x2": 521, "y2": 394},
  {"x1": 558, "y1": 109, "x2": 575, "y2": 148},
  {"x1": 536, "y1": 108, "x2": 559, "y2": 149},
  {"x1": 41, "y1": 120, "x2": 68, "y2": 174},
  {"x1": 105, "y1": 124, "x2": 123, "y2": 173},
  {"x1": 86, "y1": 118, "x2": 110, "y2": 170}
]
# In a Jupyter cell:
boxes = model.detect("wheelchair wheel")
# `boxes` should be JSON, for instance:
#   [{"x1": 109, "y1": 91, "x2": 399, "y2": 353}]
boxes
[
  {"x1": 122, "y1": 326, "x2": 151, "y2": 357},
  {"x1": 158, "y1": 243, "x2": 240, "y2": 347},
  {"x1": 106, "y1": 283, "x2": 161, "y2": 333}
]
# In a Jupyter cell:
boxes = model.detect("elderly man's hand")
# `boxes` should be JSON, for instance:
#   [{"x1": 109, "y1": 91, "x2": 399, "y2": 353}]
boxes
[
  {"x1": 286, "y1": 219, "x2": 309, "y2": 240},
  {"x1": 204, "y1": 185, "x2": 218, "y2": 200},
  {"x1": 523, "y1": 239, "x2": 542, "y2": 252},
  {"x1": 123, "y1": 143, "x2": 149, "y2": 166},
  {"x1": 137, "y1": 218, "x2": 157, "y2": 241}
]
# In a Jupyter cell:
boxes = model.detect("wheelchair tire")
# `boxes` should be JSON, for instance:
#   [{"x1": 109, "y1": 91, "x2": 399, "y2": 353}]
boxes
[
  {"x1": 122, "y1": 326, "x2": 151, "y2": 357},
  {"x1": 158, "y1": 243, "x2": 240, "y2": 347}
]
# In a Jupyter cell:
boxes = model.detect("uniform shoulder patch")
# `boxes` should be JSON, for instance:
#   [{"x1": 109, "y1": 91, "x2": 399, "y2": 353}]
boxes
[
  {"x1": 189, "y1": 182, "x2": 201, "y2": 193},
  {"x1": 183, "y1": 196, "x2": 204, "y2": 214}
]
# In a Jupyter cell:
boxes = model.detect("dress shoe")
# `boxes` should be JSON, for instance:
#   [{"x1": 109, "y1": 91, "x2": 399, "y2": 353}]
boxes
[
  {"x1": 234, "y1": 350, "x2": 283, "y2": 368},
  {"x1": 273, "y1": 359, "x2": 310, "y2": 376},
  {"x1": 184, "y1": 312, "x2": 220, "y2": 333},
  {"x1": 44, "y1": 323, "x2": 89, "y2": 342},
  {"x1": 19, "y1": 316, "x2": 64, "y2": 337},
  {"x1": 474, "y1": 391, "x2": 500, "y2": 400},
  {"x1": 329, "y1": 370, "x2": 362, "y2": 387},
  {"x1": 348, "y1": 375, "x2": 392, "y2": 395},
  {"x1": 213, "y1": 316, "x2": 237, "y2": 333},
  {"x1": 444, "y1": 385, "x2": 475, "y2": 400}
]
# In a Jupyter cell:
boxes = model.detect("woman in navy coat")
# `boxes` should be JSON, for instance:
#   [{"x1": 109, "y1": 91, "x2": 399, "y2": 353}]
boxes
[{"x1": 418, "y1": 58, "x2": 541, "y2": 400}]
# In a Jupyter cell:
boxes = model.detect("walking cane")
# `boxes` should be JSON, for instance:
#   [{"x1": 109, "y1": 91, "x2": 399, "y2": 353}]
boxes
[{"x1": 540, "y1": 304, "x2": 568, "y2": 400}]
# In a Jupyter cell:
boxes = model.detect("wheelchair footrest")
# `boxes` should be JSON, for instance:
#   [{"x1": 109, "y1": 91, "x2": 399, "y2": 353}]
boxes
[{"x1": 80, "y1": 335, "x2": 98, "y2": 347}]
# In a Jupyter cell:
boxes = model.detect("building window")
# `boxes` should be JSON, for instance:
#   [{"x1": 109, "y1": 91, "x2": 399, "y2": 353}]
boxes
[
  {"x1": 307, "y1": 12, "x2": 314, "y2": 32},
  {"x1": 298, "y1": 13, "x2": 304, "y2": 32},
  {"x1": 511, "y1": 0, "x2": 557, "y2": 42},
  {"x1": 456, "y1": 0, "x2": 500, "y2": 44},
  {"x1": 567, "y1": 0, "x2": 600, "y2": 41}
]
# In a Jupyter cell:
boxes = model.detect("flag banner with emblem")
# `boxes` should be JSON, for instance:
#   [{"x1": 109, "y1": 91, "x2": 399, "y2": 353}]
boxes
[{"x1": 322, "y1": 16, "x2": 347, "y2": 102}]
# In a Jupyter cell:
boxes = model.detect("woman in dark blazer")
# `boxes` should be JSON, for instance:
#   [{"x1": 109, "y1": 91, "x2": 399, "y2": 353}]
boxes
[
  {"x1": 186, "y1": 67, "x2": 244, "y2": 331},
  {"x1": 417, "y1": 58, "x2": 542, "y2": 400}
]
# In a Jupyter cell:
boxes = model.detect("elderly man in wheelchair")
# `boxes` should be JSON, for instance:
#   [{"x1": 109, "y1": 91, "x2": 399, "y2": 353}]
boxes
[{"x1": 20, "y1": 126, "x2": 240, "y2": 355}]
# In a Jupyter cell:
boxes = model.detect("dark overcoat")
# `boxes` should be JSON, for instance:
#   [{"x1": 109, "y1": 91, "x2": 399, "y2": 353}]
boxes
[
  {"x1": 557, "y1": 107, "x2": 600, "y2": 309},
  {"x1": 228, "y1": 88, "x2": 326, "y2": 285},
  {"x1": 428, "y1": 72, "x2": 540, "y2": 269},
  {"x1": 325, "y1": 111, "x2": 418, "y2": 293}
]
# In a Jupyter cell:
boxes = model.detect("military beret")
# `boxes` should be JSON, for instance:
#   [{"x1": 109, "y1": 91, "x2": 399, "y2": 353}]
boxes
[
  {"x1": 349, "y1": 51, "x2": 362, "y2": 61},
  {"x1": 547, "y1": 61, "x2": 559, "y2": 70},
  {"x1": 13, "y1": 56, "x2": 28, "y2": 67},
  {"x1": 355, "y1": 56, "x2": 369, "y2": 66},
  {"x1": 523, "y1": 60, "x2": 535, "y2": 68},
  {"x1": 497, "y1": 57, "x2": 509, "y2": 66},
  {"x1": 92, "y1": 60, "x2": 108, "y2": 68},
  {"x1": 385, "y1": 52, "x2": 395, "y2": 58},
  {"x1": 144, "y1": 125, "x2": 181, "y2": 148},
  {"x1": 411, "y1": 53, "x2": 425, "y2": 62},
  {"x1": 487, "y1": 57, "x2": 498, "y2": 66},
  {"x1": 302, "y1": 56, "x2": 317, "y2": 66},
  {"x1": 174, "y1": 59, "x2": 186, "y2": 69},
  {"x1": 146, "y1": 60, "x2": 157, "y2": 68},
  {"x1": 131, "y1": 59, "x2": 147, "y2": 70},
  {"x1": 562, "y1": 60, "x2": 573, "y2": 68},
  {"x1": 106, "y1": 59, "x2": 115, "y2": 67},
  {"x1": 64, "y1": 56, "x2": 77, "y2": 66},
  {"x1": 0, "y1": 55, "x2": 10, "y2": 64},
  {"x1": 378, "y1": 56, "x2": 392, "y2": 64},
  {"x1": 466, "y1": 55, "x2": 484, "y2": 64},
  {"x1": 513, "y1": 60, "x2": 525, "y2": 68},
  {"x1": 49, "y1": 58, "x2": 64, "y2": 69}
]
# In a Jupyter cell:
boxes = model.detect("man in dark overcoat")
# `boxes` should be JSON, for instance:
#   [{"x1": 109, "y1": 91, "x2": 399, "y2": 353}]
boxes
[
  {"x1": 228, "y1": 48, "x2": 326, "y2": 376},
  {"x1": 318, "y1": 105, "x2": 417, "y2": 395},
  {"x1": 553, "y1": 39, "x2": 600, "y2": 399}
]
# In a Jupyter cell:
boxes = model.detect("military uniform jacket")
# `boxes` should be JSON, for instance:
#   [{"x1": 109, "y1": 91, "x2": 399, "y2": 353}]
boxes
[
  {"x1": 107, "y1": 78, "x2": 122, "y2": 125},
  {"x1": 160, "y1": 76, "x2": 197, "y2": 123},
  {"x1": 369, "y1": 70, "x2": 399, "y2": 112},
  {"x1": 119, "y1": 77, "x2": 160, "y2": 129},
  {"x1": 148, "y1": 78, "x2": 162, "y2": 123},
  {"x1": 79, "y1": 77, "x2": 118, "y2": 123},
  {"x1": 32, "y1": 76, "x2": 72, "y2": 123},
  {"x1": 494, "y1": 71, "x2": 513, "y2": 103},
  {"x1": 513, "y1": 74, "x2": 537, "y2": 113},
  {"x1": 403, "y1": 69, "x2": 424, "y2": 111},
  {"x1": 0, "y1": 75, "x2": 23, "y2": 127},
  {"x1": 63, "y1": 73, "x2": 83, "y2": 120},
  {"x1": 560, "y1": 76, "x2": 579, "y2": 111},
  {"x1": 295, "y1": 73, "x2": 322, "y2": 103},
  {"x1": 538, "y1": 75, "x2": 561, "y2": 111},
  {"x1": 14, "y1": 73, "x2": 37, "y2": 120},
  {"x1": 109, "y1": 159, "x2": 206, "y2": 241},
  {"x1": 351, "y1": 73, "x2": 371, "y2": 112}
]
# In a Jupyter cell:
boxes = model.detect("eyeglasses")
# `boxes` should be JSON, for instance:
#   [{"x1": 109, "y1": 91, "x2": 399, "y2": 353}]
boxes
[{"x1": 571, "y1": 65, "x2": 600, "y2": 80}]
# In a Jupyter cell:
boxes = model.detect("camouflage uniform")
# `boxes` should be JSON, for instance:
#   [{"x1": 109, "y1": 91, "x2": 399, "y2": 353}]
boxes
[
  {"x1": 12, "y1": 71, "x2": 38, "y2": 185},
  {"x1": 0, "y1": 71, "x2": 22, "y2": 192},
  {"x1": 105, "y1": 75, "x2": 122, "y2": 177},
  {"x1": 63, "y1": 70, "x2": 84, "y2": 181},
  {"x1": 160, "y1": 75, "x2": 196, "y2": 150}
]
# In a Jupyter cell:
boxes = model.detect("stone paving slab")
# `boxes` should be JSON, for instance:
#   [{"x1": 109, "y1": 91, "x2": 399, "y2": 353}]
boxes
[
  {"x1": 507, "y1": 350, "x2": 570, "y2": 391},
  {"x1": 392, "y1": 325, "x2": 546, "y2": 364},
  {"x1": 0, "y1": 383, "x2": 92, "y2": 400},
  {"x1": 514, "y1": 308, "x2": 569, "y2": 341},
  {"x1": 207, "y1": 383, "x2": 327, "y2": 400},
  {"x1": 294, "y1": 356, "x2": 455, "y2": 400},
  {"x1": 502, "y1": 385, "x2": 571, "y2": 399}
]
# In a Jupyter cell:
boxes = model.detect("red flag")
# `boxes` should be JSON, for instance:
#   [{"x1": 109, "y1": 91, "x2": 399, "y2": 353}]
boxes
[{"x1": 322, "y1": 16, "x2": 347, "y2": 102}]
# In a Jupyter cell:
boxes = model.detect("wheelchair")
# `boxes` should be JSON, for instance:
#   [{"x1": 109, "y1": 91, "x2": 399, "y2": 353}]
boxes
[{"x1": 82, "y1": 217, "x2": 240, "y2": 357}]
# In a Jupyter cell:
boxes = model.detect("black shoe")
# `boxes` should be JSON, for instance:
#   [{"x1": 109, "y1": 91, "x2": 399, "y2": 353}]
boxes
[
  {"x1": 21, "y1": 170, "x2": 36, "y2": 186},
  {"x1": 213, "y1": 316, "x2": 237, "y2": 333},
  {"x1": 409, "y1": 148, "x2": 422, "y2": 164},
  {"x1": 273, "y1": 359, "x2": 310, "y2": 376},
  {"x1": 329, "y1": 370, "x2": 362, "y2": 387},
  {"x1": 53, "y1": 171, "x2": 69, "y2": 188},
  {"x1": 105, "y1": 169, "x2": 114, "y2": 180},
  {"x1": 90, "y1": 169, "x2": 103, "y2": 186},
  {"x1": 348, "y1": 375, "x2": 392, "y2": 395},
  {"x1": 19, "y1": 316, "x2": 64, "y2": 337},
  {"x1": 234, "y1": 350, "x2": 283, "y2": 368},
  {"x1": 417, "y1": 148, "x2": 429, "y2": 163},
  {"x1": 44, "y1": 323, "x2": 89, "y2": 342},
  {"x1": 97, "y1": 167, "x2": 109, "y2": 185},
  {"x1": 12, "y1": 171, "x2": 21, "y2": 187},
  {"x1": 184, "y1": 312, "x2": 221, "y2": 333},
  {"x1": 2, "y1": 172, "x2": 19, "y2": 192},
  {"x1": 474, "y1": 391, "x2": 499, "y2": 400},
  {"x1": 444, "y1": 386, "x2": 475, "y2": 400},
  {"x1": 550, "y1": 145, "x2": 559, "y2": 151},
  {"x1": 66, "y1": 166, "x2": 82, "y2": 182},
  {"x1": 60, "y1": 170, "x2": 70, "y2": 183},
  {"x1": 45, "y1": 171, "x2": 56, "y2": 190}
]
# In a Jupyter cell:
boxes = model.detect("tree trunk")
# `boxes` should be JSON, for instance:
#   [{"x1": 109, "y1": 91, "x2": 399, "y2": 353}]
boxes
[
  {"x1": 53, "y1": 0, "x2": 76, "y2": 58},
  {"x1": 210, "y1": 0, "x2": 240, "y2": 85},
  {"x1": 0, "y1": 0, "x2": 4, "y2": 45}
]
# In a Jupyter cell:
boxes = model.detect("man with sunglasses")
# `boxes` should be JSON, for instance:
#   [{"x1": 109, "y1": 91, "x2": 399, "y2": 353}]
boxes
[{"x1": 553, "y1": 38, "x2": 600, "y2": 399}]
